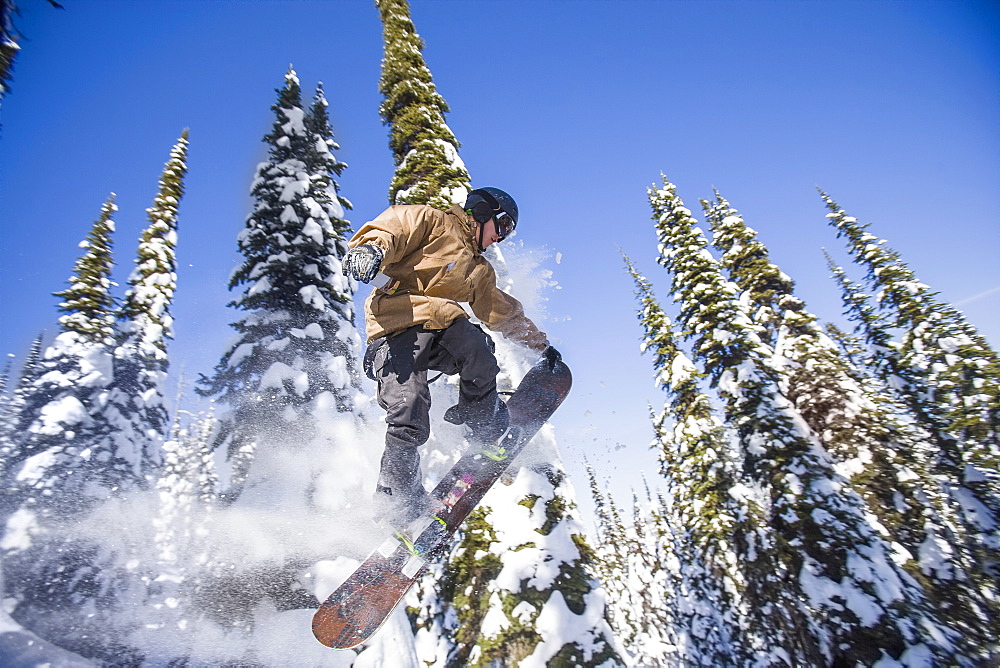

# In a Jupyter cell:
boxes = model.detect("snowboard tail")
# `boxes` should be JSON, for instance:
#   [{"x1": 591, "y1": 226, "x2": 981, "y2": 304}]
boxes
[{"x1": 312, "y1": 358, "x2": 571, "y2": 649}]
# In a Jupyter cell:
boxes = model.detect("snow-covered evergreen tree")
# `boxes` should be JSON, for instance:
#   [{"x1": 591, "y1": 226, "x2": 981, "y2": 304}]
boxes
[
  {"x1": 192, "y1": 68, "x2": 364, "y2": 635},
  {"x1": 0, "y1": 354, "x2": 13, "y2": 475},
  {"x1": 822, "y1": 192, "x2": 1000, "y2": 507},
  {"x1": 101, "y1": 130, "x2": 190, "y2": 491},
  {"x1": 0, "y1": 355, "x2": 10, "y2": 395},
  {"x1": 302, "y1": 82, "x2": 360, "y2": 366},
  {"x1": 635, "y1": 487, "x2": 682, "y2": 664},
  {"x1": 20, "y1": 335, "x2": 45, "y2": 387},
  {"x1": 199, "y1": 68, "x2": 362, "y2": 494},
  {"x1": 706, "y1": 192, "x2": 997, "y2": 659},
  {"x1": 1, "y1": 195, "x2": 119, "y2": 517},
  {"x1": 137, "y1": 404, "x2": 218, "y2": 657},
  {"x1": 824, "y1": 195, "x2": 1000, "y2": 610},
  {"x1": 413, "y1": 458, "x2": 623, "y2": 667},
  {"x1": 0, "y1": 338, "x2": 41, "y2": 476},
  {"x1": 3, "y1": 137, "x2": 187, "y2": 510},
  {"x1": 824, "y1": 251, "x2": 900, "y2": 376},
  {"x1": 472, "y1": 466, "x2": 622, "y2": 666},
  {"x1": 624, "y1": 257, "x2": 749, "y2": 665},
  {"x1": 0, "y1": 140, "x2": 190, "y2": 660},
  {"x1": 0, "y1": 0, "x2": 17, "y2": 102},
  {"x1": 53, "y1": 196, "x2": 119, "y2": 342},
  {"x1": 376, "y1": 0, "x2": 471, "y2": 209},
  {"x1": 586, "y1": 464, "x2": 633, "y2": 638},
  {"x1": 0, "y1": 195, "x2": 150, "y2": 665},
  {"x1": 589, "y1": 462, "x2": 679, "y2": 665},
  {"x1": 1, "y1": 0, "x2": 62, "y2": 105},
  {"x1": 651, "y1": 176, "x2": 949, "y2": 665}
]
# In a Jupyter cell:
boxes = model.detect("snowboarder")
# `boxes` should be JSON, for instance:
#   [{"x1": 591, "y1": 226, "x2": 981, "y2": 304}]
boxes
[{"x1": 342, "y1": 187, "x2": 561, "y2": 528}]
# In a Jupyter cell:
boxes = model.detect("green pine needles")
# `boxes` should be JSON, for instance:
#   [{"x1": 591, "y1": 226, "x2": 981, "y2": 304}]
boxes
[
  {"x1": 600, "y1": 174, "x2": 1000, "y2": 665},
  {"x1": 54, "y1": 195, "x2": 119, "y2": 344},
  {"x1": 376, "y1": 0, "x2": 471, "y2": 209},
  {"x1": 120, "y1": 129, "x2": 189, "y2": 360}
]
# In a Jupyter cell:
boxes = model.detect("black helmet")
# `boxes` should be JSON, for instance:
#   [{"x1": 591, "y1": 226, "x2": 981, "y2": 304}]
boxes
[{"x1": 464, "y1": 187, "x2": 518, "y2": 230}]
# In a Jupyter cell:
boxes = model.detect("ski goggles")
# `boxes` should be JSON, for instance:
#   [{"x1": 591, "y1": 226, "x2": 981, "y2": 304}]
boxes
[{"x1": 494, "y1": 211, "x2": 516, "y2": 241}]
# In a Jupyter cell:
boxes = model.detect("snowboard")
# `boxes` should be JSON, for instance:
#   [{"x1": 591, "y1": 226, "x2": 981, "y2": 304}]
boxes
[{"x1": 311, "y1": 357, "x2": 572, "y2": 649}]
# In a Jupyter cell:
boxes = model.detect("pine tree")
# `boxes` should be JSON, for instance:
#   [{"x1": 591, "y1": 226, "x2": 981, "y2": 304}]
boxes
[
  {"x1": 824, "y1": 194, "x2": 1000, "y2": 610},
  {"x1": 824, "y1": 251, "x2": 900, "y2": 375},
  {"x1": 193, "y1": 68, "x2": 362, "y2": 629},
  {"x1": 0, "y1": 354, "x2": 12, "y2": 478},
  {"x1": 0, "y1": 0, "x2": 17, "y2": 101},
  {"x1": 634, "y1": 487, "x2": 681, "y2": 664},
  {"x1": 624, "y1": 256, "x2": 749, "y2": 665},
  {"x1": 707, "y1": 193, "x2": 997, "y2": 659},
  {"x1": 141, "y1": 404, "x2": 218, "y2": 656},
  {"x1": 490, "y1": 466, "x2": 622, "y2": 666},
  {"x1": 416, "y1": 466, "x2": 622, "y2": 667},
  {"x1": 1, "y1": 0, "x2": 62, "y2": 104},
  {"x1": 589, "y1": 464, "x2": 678, "y2": 665},
  {"x1": 376, "y1": 0, "x2": 471, "y2": 209},
  {"x1": 0, "y1": 335, "x2": 42, "y2": 478},
  {"x1": 120, "y1": 131, "x2": 188, "y2": 364},
  {"x1": 586, "y1": 464, "x2": 633, "y2": 638},
  {"x1": 0, "y1": 196, "x2": 146, "y2": 665},
  {"x1": 1, "y1": 196, "x2": 119, "y2": 514},
  {"x1": 412, "y1": 507, "x2": 502, "y2": 665},
  {"x1": 651, "y1": 176, "x2": 949, "y2": 665},
  {"x1": 199, "y1": 68, "x2": 362, "y2": 491},
  {"x1": 300, "y1": 82, "x2": 361, "y2": 394},
  {"x1": 0, "y1": 354, "x2": 11, "y2": 395},
  {"x1": 103, "y1": 130, "x2": 190, "y2": 490},
  {"x1": 822, "y1": 191, "x2": 1000, "y2": 491},
  {"x1": 827, "y1": 259, "x2": 999, "y2": 657},
  {"x1": 54, "y1": 195, "x2": 119, "y2": 344}
]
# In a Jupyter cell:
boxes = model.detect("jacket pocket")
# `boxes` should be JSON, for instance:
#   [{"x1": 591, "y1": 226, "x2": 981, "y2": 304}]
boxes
[{"x1": 363, "y1": 337, "x2": 389, "y2": 381}]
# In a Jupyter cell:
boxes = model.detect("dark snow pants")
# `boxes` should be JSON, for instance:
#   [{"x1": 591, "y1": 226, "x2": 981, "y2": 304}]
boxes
[{"x1": 365, "y1": 318, "x2": 501, "y2": 492}]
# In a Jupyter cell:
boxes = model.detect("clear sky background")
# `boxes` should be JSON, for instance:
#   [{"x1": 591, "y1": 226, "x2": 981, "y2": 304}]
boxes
[{"x1": 2, "y1": 0, "x2": 998, "y2": 521}]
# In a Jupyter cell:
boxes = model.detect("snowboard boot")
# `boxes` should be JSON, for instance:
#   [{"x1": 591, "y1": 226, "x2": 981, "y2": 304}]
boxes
[
  {"x1": 443, "y1": 393, "x2": 510, "y2": 445},
  {"x1": 372, "y1": 443, "x2": 434, "y2": 530},
  {"x1": 372, "y1": 482, "x2": 433, "y2": 531}
]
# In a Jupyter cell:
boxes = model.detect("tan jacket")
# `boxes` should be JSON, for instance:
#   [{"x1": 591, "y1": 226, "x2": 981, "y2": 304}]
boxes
[{"x1": 348, "y1": 204, "x2": 549, "y2": 352}]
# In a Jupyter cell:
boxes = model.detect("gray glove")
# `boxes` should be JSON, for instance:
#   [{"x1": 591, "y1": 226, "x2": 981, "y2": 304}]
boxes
[{"x1": 342, "y1": 244, "x2": 384, "y2": 283}]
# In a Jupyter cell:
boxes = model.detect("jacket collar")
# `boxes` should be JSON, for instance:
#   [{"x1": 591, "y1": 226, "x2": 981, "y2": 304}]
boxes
[{"x1": 447, "y1": 204, "x2": 481, "y2": 255}]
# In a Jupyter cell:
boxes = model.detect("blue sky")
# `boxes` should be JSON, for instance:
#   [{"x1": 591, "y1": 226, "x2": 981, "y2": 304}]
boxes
[{"x1": 2, "y1": 0, "x2": 998, "y2": 511}]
